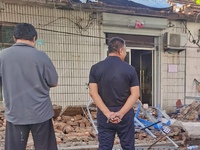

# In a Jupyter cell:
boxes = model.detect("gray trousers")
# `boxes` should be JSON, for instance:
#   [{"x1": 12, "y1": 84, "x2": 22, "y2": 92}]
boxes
[{"x1": 5, "y1": 119, "x2": 58, "y2": 150}]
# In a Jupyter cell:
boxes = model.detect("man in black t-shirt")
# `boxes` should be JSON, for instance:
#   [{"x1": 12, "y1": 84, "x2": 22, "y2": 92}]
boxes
[{"x1": 89, "y1": 37, "x2": 140, "y2": 150}]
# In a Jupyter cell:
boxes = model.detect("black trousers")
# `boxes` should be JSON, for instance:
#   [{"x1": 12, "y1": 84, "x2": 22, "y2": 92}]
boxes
[
  {"x1": 5, "y1": 119, "x2": 58, "y2": 150},
  {"x1": 97, "y1": 107, "x2": 135, "y2": 150}
]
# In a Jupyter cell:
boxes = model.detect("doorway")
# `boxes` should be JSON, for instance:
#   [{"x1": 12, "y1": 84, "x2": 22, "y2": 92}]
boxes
[{"x1": 127, "y1": 49, "x2": 153, "y2": 106}]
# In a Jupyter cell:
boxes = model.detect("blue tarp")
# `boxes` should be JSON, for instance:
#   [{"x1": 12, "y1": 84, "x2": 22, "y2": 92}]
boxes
[{"x1": 128, "y1": 0, "x2": 171, "y2": 8}]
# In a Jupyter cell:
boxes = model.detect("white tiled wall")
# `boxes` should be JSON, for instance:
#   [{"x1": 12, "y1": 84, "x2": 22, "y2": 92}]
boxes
[{"x1": 0, "y1": 3, "x2": 100, "y2": 107}]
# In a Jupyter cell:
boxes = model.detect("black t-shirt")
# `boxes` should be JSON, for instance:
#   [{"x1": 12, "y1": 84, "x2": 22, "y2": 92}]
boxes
[{"x1": 89, "y1": 56, "x2": 139, "y2": 107}]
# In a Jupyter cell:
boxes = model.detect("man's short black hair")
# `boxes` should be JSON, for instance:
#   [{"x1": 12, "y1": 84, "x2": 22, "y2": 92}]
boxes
[
  {"x1": 14, "y1": 23, "x2": 38, "y2": 41},
  {"x1": 108, "y1": 37, "x2": 125, "y2": 53}
]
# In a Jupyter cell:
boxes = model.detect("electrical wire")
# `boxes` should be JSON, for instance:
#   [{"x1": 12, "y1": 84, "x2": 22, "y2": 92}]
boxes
[
  {"x1": 1, "y1": 1, "x2": 200, "y2": 49},
  {"x1": 35, "y1": 27, "x2": 200, "y2": 49},
  {"x1": 2, "y1": 2, "x2": 96, "y2": 34},
  {"x1": 195, "y1": 12, "x2": 200, "y2": 23},
  {"x1": 181, "y1": 21, "x2": 200, "y2": 48}
]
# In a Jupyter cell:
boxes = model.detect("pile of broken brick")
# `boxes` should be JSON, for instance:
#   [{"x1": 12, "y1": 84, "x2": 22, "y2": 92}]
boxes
[
  {"x1": 51, "y1": 104, "x2": 191, "y2": 148},
  {"x1": 0, "y1": 101, "x2": 199, "y2": 148},
  {"x1": 171, "y1": 101, "x2": 200, "y2": 122}
]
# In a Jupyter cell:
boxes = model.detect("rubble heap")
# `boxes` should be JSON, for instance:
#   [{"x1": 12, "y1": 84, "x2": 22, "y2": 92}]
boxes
[
  {"x1": 171, "y1": 101, "x2": 200, "y2": 121},
  {"x1": 53, "y1": 106, "x2": 98, "y2": 145},
  {"x1": 51, "y1": 105, "x2": 188, "y2": 147},
  {"x1": 0, "y1": 104, "x2": 192, "y2": 149}
]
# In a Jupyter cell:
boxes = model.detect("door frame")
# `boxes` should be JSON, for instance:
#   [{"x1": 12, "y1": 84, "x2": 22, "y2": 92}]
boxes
[{"x1": 127, "y1": 47, "x2": 154, "y2": 106}]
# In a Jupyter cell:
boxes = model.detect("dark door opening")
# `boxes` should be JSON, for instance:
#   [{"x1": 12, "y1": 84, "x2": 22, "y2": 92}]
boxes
[{"x1": 131, "y1": 50, "x2": 153, "y2": 106}]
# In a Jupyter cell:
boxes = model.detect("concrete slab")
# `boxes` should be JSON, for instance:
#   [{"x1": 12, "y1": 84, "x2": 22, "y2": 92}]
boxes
[
  {"x1": 171, "y1": 119, "x2": 200, "y2": 139},
  {"x1": 181, "y1": 122, "x2": 200, "y2": 139},
  {"x1": 60, "y1": 106, "x2": 84, "y2": 116}
]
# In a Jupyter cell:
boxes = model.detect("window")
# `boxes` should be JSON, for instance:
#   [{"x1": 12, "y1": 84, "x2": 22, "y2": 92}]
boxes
[
  {"x1": 0, "y1": 22, "x2": 16, "y2": 50},
  {"x1": 0, "y1": 22, "x2": 16, "y2": 101}
]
